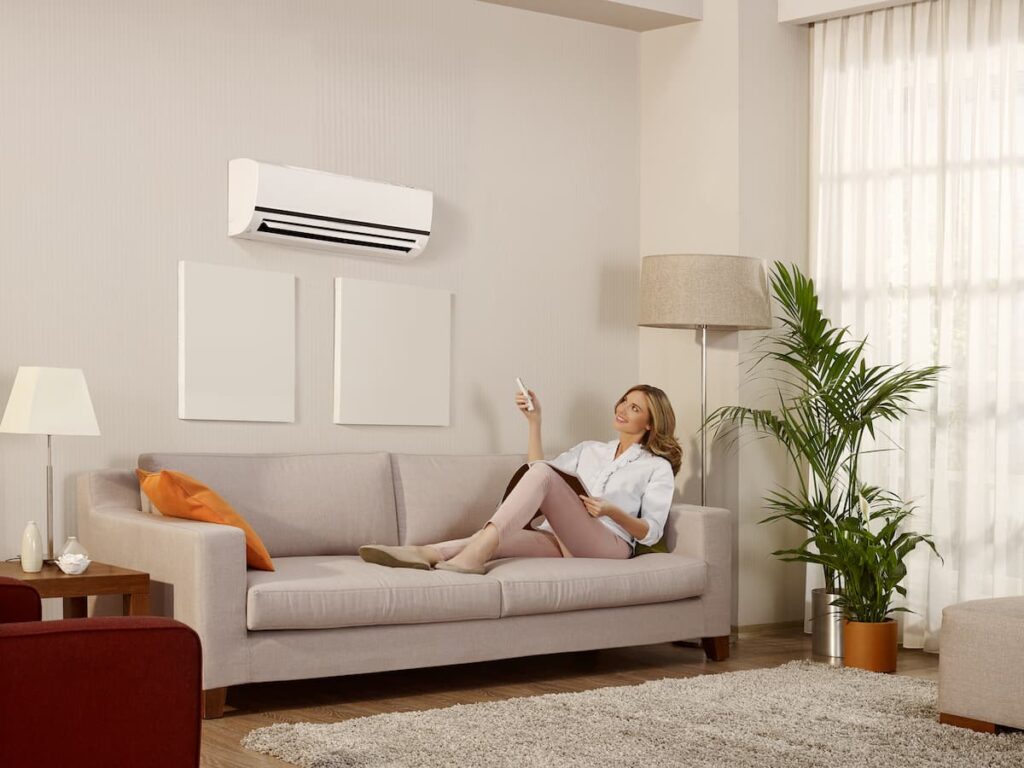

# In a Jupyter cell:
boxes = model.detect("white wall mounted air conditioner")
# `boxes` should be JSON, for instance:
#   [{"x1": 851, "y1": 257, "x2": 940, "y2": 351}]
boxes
[{"x1": 228, "y1": 158, "x2": 433, "y2": 260}]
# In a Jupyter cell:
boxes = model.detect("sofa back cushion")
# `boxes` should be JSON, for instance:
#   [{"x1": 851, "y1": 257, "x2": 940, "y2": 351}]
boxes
[
  {"x1": 138, "y1": 452, "x2": 397, "y2": 557},
  {"x1": 392, "y1": 454, "x2": 525, "y2": 545}
]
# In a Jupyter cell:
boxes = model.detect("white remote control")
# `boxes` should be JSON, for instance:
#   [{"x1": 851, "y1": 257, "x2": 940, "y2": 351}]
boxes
[{"x1": 515, "y1": 377, "x2": 535, "y2": 412}]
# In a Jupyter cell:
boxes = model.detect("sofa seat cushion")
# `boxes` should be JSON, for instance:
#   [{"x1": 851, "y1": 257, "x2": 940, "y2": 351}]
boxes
[
  {"x1": 486, "y1": 553, "x2": 706, "y2": 617},
  {"x1": 246, "y1": 556, "x2": 501, "y2": 631}
]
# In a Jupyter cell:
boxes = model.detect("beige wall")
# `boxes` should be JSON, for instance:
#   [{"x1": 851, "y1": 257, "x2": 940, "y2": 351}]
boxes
[
  {"x1": 737, "y1": 0, "x2": 810, "y2": 628},
  {"x1": 1, "y1": 0, "x2": 810, "y2": 629},
  {"x1": 0, "y1": 0, "x2": 641, "y2": 560},
  {"x1": 639, "y1": 0, "x2": 809, "y2": 627}
]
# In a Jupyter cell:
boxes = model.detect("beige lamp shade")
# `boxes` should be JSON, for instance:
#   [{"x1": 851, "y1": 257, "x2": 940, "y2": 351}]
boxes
[
  {"x1": 0, "y1": 367, "x2": 100, "y2": 436},
  {"x1": 639, "y1": 254, "x2": 771, "y2": 330}
]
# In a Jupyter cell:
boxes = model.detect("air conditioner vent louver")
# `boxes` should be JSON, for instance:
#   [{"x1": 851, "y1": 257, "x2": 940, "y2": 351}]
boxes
[
  {"x1": 228, "y1": 160, "x2": 433, "y2": 260},
  {"x1": 256, "y1": 221, "x2": 413, "y2": 254}
]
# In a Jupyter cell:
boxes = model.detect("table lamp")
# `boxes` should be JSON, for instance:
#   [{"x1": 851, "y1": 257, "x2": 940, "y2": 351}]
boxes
[
  {"x1": 639, "y1": 254, "x2": 771, "y2": 504},
  {"x1": 0, "y1": 367, "x2": 101, "y2": 560}
]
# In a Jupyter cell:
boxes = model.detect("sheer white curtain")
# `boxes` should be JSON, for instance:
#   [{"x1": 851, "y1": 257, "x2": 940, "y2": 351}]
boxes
[{"x1": 811, "y1": 0, "x2": 1024, "y2": 652}]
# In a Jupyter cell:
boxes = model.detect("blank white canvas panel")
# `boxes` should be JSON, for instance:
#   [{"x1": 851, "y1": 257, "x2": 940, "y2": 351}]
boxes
[
  {"x1": 178, "y1": 261, "x2": 296, "y2": 422},
  {"x1": 334, "y1": 278, "x2": 451, "y2": 426}
]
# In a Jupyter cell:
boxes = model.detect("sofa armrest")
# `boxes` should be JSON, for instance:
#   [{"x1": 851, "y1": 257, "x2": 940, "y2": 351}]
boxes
[
  {"x1": 664, "y1": 504, "x2": 733, "y2": 637},
  {"x1": 77, "y1": 470, "x2": 249, "y2": 690},
  {"x1": 0, "y1": 616, "x2": 201, "y2": 767}
]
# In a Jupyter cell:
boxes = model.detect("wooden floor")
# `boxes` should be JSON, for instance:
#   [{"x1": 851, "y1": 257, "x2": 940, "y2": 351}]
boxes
[{"x1": 200, "y1": 626, "x2": 939, "y2": 767}]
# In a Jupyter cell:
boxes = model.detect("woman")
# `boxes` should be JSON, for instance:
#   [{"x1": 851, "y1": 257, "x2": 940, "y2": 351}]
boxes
[{"x1": 359, "y1": 384, "x2": 682, "y2": 574}]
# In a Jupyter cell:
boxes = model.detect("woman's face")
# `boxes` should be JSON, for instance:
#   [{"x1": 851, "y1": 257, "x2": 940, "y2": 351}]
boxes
[{"x1": 613, "y1": 390, "x2": 652, "y2": 438}]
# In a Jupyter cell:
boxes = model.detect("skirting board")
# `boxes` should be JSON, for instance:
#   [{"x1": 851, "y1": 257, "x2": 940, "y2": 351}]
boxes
[{"x1": 734, "y1": 620, "x2": 805, "y2": 636}]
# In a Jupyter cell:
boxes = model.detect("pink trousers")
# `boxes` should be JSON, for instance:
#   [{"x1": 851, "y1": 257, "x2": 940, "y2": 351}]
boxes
[{"x1": 432, "y1": 464, "x2": 632, "y2": 561}]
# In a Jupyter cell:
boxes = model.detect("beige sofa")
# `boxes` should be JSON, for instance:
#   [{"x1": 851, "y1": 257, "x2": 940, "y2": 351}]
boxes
[
  {"x1": 77, "y1": 452, "x2": 733, "y2": 718},
  {"x1": 939, "y1": 597, "x2": 1024, "y2": 732}
]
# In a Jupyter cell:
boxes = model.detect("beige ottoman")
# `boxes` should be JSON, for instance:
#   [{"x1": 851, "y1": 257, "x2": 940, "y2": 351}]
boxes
[{"x1": 939, "y1": 597, "x2": 1024, "y2": 732}]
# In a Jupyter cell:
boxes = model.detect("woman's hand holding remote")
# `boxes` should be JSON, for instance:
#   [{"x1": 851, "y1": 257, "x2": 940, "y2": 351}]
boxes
[
  {"x1": 517, "y1": 387, "x2": 544, "y2": 462},
  {"x1": 515, "y1": 389, "x2": 541, "y2": 423}
]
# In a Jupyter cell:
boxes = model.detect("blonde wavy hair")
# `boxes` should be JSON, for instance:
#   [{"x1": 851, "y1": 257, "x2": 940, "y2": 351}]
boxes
[{"x1": 617, "y1": 385, "x2": 683, "y2": 476}]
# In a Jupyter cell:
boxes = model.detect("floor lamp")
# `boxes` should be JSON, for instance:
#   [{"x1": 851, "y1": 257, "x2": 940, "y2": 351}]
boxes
[
  {"x1": 638, "y1": 254, "x2": 771, "y2": 505},
  {"x1": 0, "y1": 367, "x2": 101, "y2": 560}
]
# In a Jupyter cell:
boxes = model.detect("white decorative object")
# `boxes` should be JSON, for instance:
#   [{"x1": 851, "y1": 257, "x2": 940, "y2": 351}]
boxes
[
  {"x1": 228, "y1": 159, "x2": 432, "y2": 260},
  {"x1": 2, "y1": 367, "x2": 101, "y2": 560},
  {"x1": 334, "y1": 278, "x2": 452, "y2": 426},
  {"x1": 178, "y1": 261, "x2": 296, "y2": 423},
  {"x1": 20, "y1": 521, "x2": 43, "y2": 573},
  {"x1": 55, "y1": 553, "x2": 91, "y2": 575},
  {"x1": 60, "y1": 536, "x2": 89, "y2": 558}
]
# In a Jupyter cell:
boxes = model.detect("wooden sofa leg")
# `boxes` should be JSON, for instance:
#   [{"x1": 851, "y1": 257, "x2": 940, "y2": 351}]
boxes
[
  {"x1": 701, "y1": 635, "x2": 730, "y2": 662},
  {"x1": 939, "y1": 712, "x2": 998, "y2": 733},
  {"x1": 202, "y1": 687, "x2": 227, "y2": 719}
]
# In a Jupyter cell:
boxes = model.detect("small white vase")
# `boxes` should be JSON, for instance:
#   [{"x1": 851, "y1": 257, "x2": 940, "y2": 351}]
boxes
[
  {"x1": 20, "y1": 521, "x2": 43, "y2": 573},
  {"x1": 60, "y1": 536, "x2": 89, "y2": 559}
]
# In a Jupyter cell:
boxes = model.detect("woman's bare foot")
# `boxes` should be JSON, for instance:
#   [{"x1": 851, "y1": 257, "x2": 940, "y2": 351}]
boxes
[{"x1": 442, "y1": 524, "x2": 498, "y2": 572}]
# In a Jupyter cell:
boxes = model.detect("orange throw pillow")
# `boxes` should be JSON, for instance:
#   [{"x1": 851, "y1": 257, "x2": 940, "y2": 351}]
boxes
[{"x1": 136, "y1": 468, "x2": 275, "y2": 571}]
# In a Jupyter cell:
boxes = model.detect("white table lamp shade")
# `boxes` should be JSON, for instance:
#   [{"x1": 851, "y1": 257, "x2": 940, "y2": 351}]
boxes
[
  {"x1": 0, "y1": 367, "x2": 100, "y2": 436},
  {"x1": 639, "y1": 254, "x2": 772, "y2": 330}
]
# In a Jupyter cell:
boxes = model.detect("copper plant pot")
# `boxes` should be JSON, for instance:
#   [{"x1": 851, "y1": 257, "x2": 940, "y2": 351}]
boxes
[{"x1": 843, "y1": 619, "x2": 898, "y2": 673}]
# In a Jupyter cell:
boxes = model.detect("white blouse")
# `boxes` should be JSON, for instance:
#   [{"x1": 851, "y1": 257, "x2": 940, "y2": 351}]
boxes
[{"x1": 535, "y1": 439, "x2": 676, "y2": 548}]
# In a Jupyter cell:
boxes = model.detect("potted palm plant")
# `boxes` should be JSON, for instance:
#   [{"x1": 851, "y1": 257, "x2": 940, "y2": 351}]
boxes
[
  {"x1": 706, "y1": 262, "x2": 941, "y2": 659},
  {"x1": 783, "y1": 490, "x2": 940, "y2": 671}
]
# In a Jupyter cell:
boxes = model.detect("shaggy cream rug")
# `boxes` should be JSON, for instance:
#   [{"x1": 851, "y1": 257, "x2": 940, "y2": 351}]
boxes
[{"x1": 242, "y1": 661, "x2": 1024, "y2": 767}]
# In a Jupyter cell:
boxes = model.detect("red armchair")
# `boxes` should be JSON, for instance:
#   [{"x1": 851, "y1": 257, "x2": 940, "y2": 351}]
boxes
[{"x1": 0, "y1": 577, "x2": 202, "y2": 768}]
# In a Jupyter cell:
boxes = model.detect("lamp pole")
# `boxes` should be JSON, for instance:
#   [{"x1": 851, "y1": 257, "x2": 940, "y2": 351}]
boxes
[
  {"x1": 700, "y1": 325, "x2": 707, "y2": 506},
  {"x1": 46, "y1": 433, "x2": 54, "y2": 561}
]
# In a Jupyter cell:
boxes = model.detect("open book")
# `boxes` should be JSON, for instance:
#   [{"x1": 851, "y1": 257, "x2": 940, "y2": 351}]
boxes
[{"x1": 499, "y1": 460, "x2": 592, "y2": 506}]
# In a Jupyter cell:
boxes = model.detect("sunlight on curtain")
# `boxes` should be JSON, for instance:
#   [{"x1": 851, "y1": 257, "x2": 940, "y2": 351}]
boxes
[{"x1": 810, "y1": 0, "x2": 1024, "y2": 651}]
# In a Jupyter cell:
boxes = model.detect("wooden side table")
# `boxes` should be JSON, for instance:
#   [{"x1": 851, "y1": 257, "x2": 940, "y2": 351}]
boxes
[{"x1": 0, "y1": 561, "x2": 150, "y2": 617}]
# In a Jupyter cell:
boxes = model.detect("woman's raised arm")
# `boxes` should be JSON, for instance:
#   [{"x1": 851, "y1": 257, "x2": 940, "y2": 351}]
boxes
[{"x1": 515, "y1": 388, "x2": 544, "y2": 462}]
